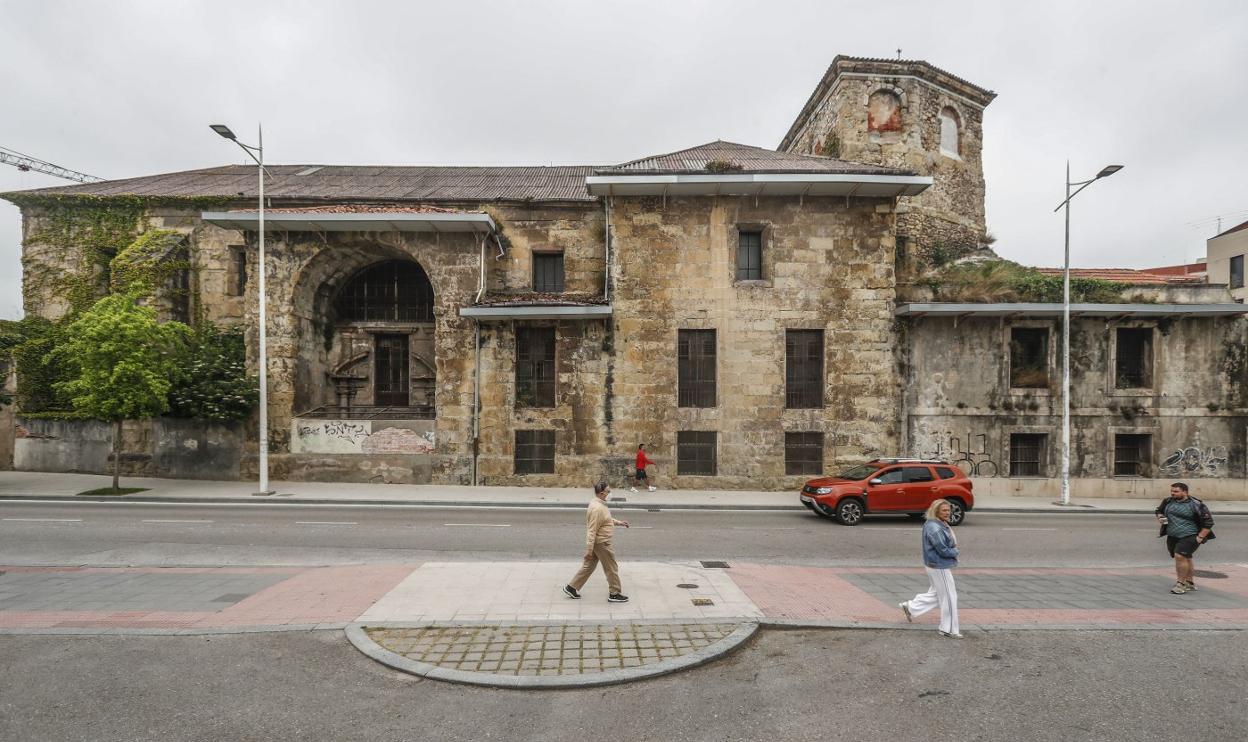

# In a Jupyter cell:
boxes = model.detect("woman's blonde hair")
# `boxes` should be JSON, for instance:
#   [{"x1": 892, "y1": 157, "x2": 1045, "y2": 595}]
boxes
[{"x1": 924, "y1": 499, "x2": 951, "y2": 522}]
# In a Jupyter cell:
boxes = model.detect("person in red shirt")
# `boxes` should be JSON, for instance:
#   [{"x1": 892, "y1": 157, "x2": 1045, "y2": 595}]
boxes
[{"x1": 631, "y1": 443, "x2": 657, "y2": 492}]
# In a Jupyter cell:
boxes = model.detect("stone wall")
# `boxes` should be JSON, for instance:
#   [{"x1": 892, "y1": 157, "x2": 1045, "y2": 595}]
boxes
[{"x1": 14, "y1": 417, "x2": 245, "y2": 479}]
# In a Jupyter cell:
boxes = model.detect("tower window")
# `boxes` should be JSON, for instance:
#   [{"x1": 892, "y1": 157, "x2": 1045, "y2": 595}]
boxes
[{"x1": 939, "y1": 107, "x2": 961, "y2": 158}]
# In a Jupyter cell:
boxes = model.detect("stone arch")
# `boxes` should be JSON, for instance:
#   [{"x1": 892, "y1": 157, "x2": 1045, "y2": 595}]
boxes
[
  {"x1": 939, "y1": 106, "x2": 962, "y2": 157},
  {"x1": 867, "y1": 88, "x2": 904, "y2": 133}
]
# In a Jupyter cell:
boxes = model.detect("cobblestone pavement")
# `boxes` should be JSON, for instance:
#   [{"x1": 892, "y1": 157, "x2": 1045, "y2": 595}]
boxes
[{"x1": 364, "y1": 622, "x2": 742, "y2": 677}]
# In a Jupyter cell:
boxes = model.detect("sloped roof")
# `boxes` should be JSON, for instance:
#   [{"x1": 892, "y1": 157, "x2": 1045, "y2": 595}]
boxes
[
  {"x1": 595, "y1": 140, "x2": 908, "y2": 176},
  {"x1": 1213, "y1": 218, "x2": 1248, "y2": 239},
  {"x1": 1034, "y1": 267, "x2": 1205, "y2": 285},
  {"x1": 4, "y1": 164, "x2": 598, "y2": 203}
]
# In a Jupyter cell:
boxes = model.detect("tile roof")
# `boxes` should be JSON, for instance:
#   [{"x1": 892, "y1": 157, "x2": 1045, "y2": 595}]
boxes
[
  {"x1": 1034, "y1": 268, "x2": 1206, "y2": 285},
  {"x1": 596, "y1": 140, "x2": 908, "y2": 176}
]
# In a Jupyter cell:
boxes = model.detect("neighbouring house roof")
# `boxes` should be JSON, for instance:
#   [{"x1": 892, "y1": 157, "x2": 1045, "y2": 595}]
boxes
[
  {"x1": 896, "y1": 303, "x2": 1248, "y2": 318},
  {"x1": 1138, "y1": 261, "x2": 1207, "y2": 278},
  {"x1": 595, "y1": 140, "x2": 908, "y2": 176},
  {"x1": 1212, "y1": 218, "x2": 1248, "y2": 239},
  {"x1": 1033, "y1": 267, "x2": 1206, "y2": 285}
]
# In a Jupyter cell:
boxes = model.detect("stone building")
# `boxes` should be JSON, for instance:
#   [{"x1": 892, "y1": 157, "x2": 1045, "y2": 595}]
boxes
[{"x1": 5, "y1": 56, "x2": 1247, "y2": 497}]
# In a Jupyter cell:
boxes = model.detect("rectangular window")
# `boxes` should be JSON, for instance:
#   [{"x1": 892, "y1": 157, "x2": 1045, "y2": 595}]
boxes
[
  {"x1": 515, "y1": 326, "x2": 556, "y2": 408},
  {"x1": 1009, "y1": 327, "x2": 1050, "y2": 388},
  {"x1": 736, "y1": 230, "x2": 763, "y2": 281},
  {"x1": 1009, "y1": 433, "x2": 1047, "y2": 477},
  {"x1": 677, "y1": 431, "x2": 717, "y2": 476},
  {"x1": 229, "y1": 246, "x2": 248, "y2": 297},
  {"x1": 784, "y1": 432, "x2": 824, "y2": 475},
  {"x1": 1114, "y1": 434, "x2": 1152, "y2": 477},
  {"x1": 678, "y1": 329, "x2": 716, "y2": 408},
  {"x1": 785, "y1": 329, "x2": 824, "y2": 409},
  {"x1": 1115, "y1": 327, "x2": 1154, "y2": 389},
  {"x1": 532, "y1": 252, "x2": 565, "y2": 293},
  {"x1": 1231, "y1": 254, "x2": 1245, "y2": 290},
  {"x1": 514, "y1": 430, "x2": 555, "y2": 475}
]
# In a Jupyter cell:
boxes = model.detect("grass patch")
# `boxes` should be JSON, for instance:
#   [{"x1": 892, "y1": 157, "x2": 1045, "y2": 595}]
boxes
[{"x1": 76, "y1": 487, "x2": 149, "y2": 496}]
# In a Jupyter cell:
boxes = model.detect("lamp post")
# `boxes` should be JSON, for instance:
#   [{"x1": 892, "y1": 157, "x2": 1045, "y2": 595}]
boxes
[
  {"x1": 211, "y1": 123, "x2": 273, "y2": 495},
  {"x1": 1053, "y1": 162, "x2": 1123, "y2": 506}
]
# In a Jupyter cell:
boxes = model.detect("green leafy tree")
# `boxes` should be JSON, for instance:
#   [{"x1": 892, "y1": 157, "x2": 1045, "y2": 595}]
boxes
[
  {"x1": 52, "y1": 292, "x2": 188, "y2": 490},
  {"x1": 168, "y1": 323, "x2": 258, "y2": 421}
]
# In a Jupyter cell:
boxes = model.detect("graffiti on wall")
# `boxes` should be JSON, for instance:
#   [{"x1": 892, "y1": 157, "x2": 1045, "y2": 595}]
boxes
[
  {"x1": 1160, "y1": 445, "x2": 1228, "y2": 477},
  {"x1": 291, "y1": 420, "x2": 435, "y2": 455},
  {"x1": 912, "y1": 424, "x2": 1000, "y2": 477}
]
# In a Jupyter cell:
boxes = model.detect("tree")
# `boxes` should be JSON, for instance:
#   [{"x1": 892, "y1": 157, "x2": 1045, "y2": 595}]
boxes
[
  {"x1": 168, "y1": 323, "x2": 258, "y2": 421},
  {"x1": 52, "y1": 292, "x2": 188, "y2": 490}
]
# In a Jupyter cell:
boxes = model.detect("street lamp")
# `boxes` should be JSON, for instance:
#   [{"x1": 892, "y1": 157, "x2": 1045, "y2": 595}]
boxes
[
  {"x1": 1052, "y1": 161, "x2": 1123, "y2": 506},
  {"x1": 211, "y1": 123, "x2": 273, "y2": 495}
]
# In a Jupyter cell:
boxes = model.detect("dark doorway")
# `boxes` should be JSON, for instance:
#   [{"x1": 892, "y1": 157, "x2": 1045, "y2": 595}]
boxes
[{"x1": 374, "y1": 334, "x2": 410, "y2": 406}]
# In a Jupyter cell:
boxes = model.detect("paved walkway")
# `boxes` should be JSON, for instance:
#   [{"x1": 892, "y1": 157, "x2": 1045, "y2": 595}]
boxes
[{"x1": 4, "y1": 470, "x2": 1246, "y2": 513}]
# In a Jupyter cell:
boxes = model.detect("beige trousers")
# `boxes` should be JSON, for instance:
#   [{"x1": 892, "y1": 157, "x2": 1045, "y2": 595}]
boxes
[{"x1": 569, "y1": 541, "x2": 621, "y2": 594}]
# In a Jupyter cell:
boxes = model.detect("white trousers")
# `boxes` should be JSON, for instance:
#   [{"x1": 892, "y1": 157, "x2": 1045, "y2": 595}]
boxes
[{"x1": 904, "y1": 567, "x2": 959, "y2": 634}]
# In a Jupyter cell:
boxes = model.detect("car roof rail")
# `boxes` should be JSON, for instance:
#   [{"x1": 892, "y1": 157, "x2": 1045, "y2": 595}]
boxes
[{"x1": 869, "y1": 457, "x2": 951, "y2": 465}]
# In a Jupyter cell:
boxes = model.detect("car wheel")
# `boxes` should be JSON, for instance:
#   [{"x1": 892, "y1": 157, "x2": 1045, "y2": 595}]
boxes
[
  {"x1": 946, "y1": 498, "x2": 966, "y2": 526},
  {"x1": 835, "y1": 498, "x2": 865, "y2": 526}
]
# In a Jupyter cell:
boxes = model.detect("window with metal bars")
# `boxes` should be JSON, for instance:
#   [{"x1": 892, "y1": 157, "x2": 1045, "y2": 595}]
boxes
[
  {"x1": 785, "y1": 329, "x2": 824, "y2": 408},
  {"x1": 514, "y1": 430, "x2": 555, "y2": 474},
  {"x1": 1115, "y1": 327, "x2": 1154, "y2": 389},
  {"x1": 784, "y1": 432, "x2": 824, "y2": 475},
  {"x1": 1114, "y1": 434, "x2": 1152, "y2": 477},
  {"x1": 1009, "y1": 327, "x2": 1049, "y2": 388},
  {"x1": 1009, "y1": 433, "x2": 1046, "y2": 476},
  {"x1": 334, "y1": 260, "x2": 434, "y2": 322},
  {"x1": 678, "y1": 329, "x2": 716, "y2": 408},
  {"x1": 532, "y1": 252, "x2": 565, "y2": 292},
  {"x1": 229, "y1": 246, "x2": 248, "y2": 297},
  {"x1": 736, "y1": 230, "x2": 763, "y2": 281},
  {"x1": 677, "y1": 431, "x2": 717, "y2": 475},
  {"x1": 515, "y1": 326, "x2": 556, "y2": 408}
]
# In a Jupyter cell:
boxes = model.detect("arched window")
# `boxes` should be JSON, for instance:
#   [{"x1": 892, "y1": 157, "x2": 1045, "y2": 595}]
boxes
[
  {"x1": 334, "y1": 260, "x2": 434, "y2": 322},
  {"x1": 867, "y1": 90, "x2": 902, "y2": 133},
  {"x1": 939, "y1": 107, "x2": 961, "y2": 157}
]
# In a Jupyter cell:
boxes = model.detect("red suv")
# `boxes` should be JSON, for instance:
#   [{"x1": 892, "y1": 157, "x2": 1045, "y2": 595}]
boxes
[{"x1": 799, "y1": 459, "x2": 974, "y2": 526}]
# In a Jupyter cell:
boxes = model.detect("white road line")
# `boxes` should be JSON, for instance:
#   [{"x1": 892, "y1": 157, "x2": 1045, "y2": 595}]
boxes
[
  {"x1": 443, "y1": 523, "x2": 511, "y2": 527},
  {"x1": 2, "y1": 517, "x2": 82, "y2": 522},
  {"x1": 861, "y1": 527, "x2": 921, "y2": 531},
  {"x1": 295, "y1": 521, "x2": 358, "y2": 525},
  {"x1": 142, "y1": 519, "x2": 213, "y2": 524},
  {"x1": 730, "y1": 526, "x2": 799, "y2": 531},
  {"x1": 1001, "y1": 527, "x2": 1059, "y2": 531}
]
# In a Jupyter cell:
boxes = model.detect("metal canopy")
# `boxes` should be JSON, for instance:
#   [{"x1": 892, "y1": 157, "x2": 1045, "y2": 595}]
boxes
[
  {"x1": 584, "y1": 173, "x2": 932, "y2": 198},
  {"x1": 896, "y1": 302, "x2": 1248, "y2": 318},
  {"x1": 201, "y1": 211, "x2": 496, "y2": 233},
  {"x1": 459, "y1": 305, "x2": 613, "y2": 321}
]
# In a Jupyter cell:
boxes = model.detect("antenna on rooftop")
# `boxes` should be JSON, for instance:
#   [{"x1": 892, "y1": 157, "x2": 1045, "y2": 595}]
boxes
[{"x1": 897, "y1": 48, "x2": 903, "y2": 59}]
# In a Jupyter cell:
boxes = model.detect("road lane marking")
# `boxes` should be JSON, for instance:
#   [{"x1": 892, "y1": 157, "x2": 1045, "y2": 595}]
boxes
[
  {"x1": 295, "y1": 521, "x2": 357, "y2": 525},
  {"x1": 862, "y1": 527, "x2": 920, "y2": 531},
  {"x1": 1001, "y1": 528, "x2": 1059, "y2": 531},
  {"x1": 730, "y1": 526, "x2": 799, "y2": 531},
  {"x1": 142, "y1": 519, "x2": 213, "y2": 524},
  {"x1": 3, "y1": 517, "x2": 82, "y2": 522},
  {"x1": 443, "y1": 523, "x2": 511, "y2": 527}
]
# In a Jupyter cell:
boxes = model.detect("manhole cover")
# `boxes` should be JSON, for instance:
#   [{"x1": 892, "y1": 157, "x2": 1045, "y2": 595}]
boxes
[
  {"x1": 691, "y1": 598, "x2": 714, "y2": 606},
  {"x1": 700, "y1": 560, "x2": 730, "y2": 569},
  {"x1": 676, "y1": 583, "x2": 699, "y2": 589},
  {"x1": 1194, "y1": 570, "x2": 1228, "y2": 579}
]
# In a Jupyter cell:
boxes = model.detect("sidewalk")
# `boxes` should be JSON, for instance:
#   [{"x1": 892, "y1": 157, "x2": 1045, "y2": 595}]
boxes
[{"x1": 4, "y1": 470, "x2": 1246, "y2": 514}]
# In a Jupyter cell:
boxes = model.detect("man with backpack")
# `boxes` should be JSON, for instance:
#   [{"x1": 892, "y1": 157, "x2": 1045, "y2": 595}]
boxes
[{"x1": 1155, "y1": 482, "x2": 1215, "y2": 594}]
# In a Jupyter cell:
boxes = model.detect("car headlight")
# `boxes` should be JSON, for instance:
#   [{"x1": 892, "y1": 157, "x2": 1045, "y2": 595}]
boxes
[{"x1": 815, "y1": 487, "x2": 833, "y2": 495}]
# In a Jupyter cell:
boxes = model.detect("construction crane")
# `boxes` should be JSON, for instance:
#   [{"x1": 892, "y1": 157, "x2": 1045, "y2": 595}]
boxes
[{"x1": 0, "y1": 144, "x2": 103, "y2": 184}]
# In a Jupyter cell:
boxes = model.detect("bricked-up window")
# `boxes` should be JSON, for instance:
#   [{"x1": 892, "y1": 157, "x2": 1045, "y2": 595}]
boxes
[
  {"x1": 335, "y1": 260, "x2": 434, "y2": 322},
  {"x1": 515, "y1": 326, "x2": 556, "y2": 408},
  {"x1": 785, "y1": 432, "x2": 824, "y2": 475},
  {"x1": 677, "y1": 431, "x2": 717, "y2": 475},
  {"x1": 736, "y1": 230, "x2": 763, "y2": 281},
  {"x1": 678, "y1": 329, "x2": 716, "y2": 407},
  {"x1": 1114, "y1": 434, "x2": 1152, "y2": 477},
  {"x1": 1115, "y1": 327, "x2": 1154, "y2": 389},
  {"x1": 1231, "y1": 255, "x2": 1245, "y2": 290},
  {"x1": 514, "y1": 430, "x2": 555, "y2": 475},
  {"x1": 228, "y1": 246, "x2": 248, "y2": 297},
  {"x1": 1010, "y1": 327, "x2": 1050, "y2": 388},
  {"x1": 786, "y1": 329, "x2": 824, "y2": 408},
  {"x1": 532, "y1": 252, "x2": 565, "y2": 293},
  {"x1": 1009, "y1": 433, "x2": 1047, "y2": 477}
]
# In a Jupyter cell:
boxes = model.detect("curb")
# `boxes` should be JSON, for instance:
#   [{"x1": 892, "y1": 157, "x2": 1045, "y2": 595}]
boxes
[
  {"x1": 757, "y1": 619, "x2": 1248, "y2": 632},
  {"x1": 344, "y1": 621, "x2": 759, "y2": 689}
]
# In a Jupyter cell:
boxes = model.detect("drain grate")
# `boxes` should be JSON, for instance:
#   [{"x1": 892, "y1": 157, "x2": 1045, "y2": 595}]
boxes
[
  {"x1": 1194, "y1": 570, "x2": 1228, "y2": 579},
  {"x1": 700, "y1": 560, "x2": 730, "y2": 569},
  {"x1": 212, "y1": 593, "x2": 252, "y2": 603},
  {"x1": 676, "y1": 583, "x2": 699, "y2": 589},
  {"x1": 691, "y1": 598, "x2": 714, "y2": 606}
]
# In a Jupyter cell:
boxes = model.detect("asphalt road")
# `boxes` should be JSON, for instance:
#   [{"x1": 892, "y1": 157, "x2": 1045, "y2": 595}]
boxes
[
  {"x1": 2, "y1": 628, "x2": 1243, "y2": 742},
  {"x1": 1, "y1": 500, "x2": 1244, "y2": 568}
]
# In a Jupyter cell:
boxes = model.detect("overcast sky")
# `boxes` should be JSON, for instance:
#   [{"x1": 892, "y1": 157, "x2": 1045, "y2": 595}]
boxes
[{"x1": 2, "y1": 0, "x2": 1246, "y2": 319}]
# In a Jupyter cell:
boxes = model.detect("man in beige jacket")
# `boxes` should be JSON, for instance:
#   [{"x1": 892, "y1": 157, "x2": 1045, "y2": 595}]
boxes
[{"x1": 563, "y1": 481, "x2": 630, "y2": 603}]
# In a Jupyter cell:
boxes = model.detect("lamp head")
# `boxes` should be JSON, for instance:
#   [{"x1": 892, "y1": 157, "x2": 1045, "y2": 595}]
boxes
[
  {"x1": 210, "y1": 124, "x2": 237, "y2": 140},
  {"x1": 1096, "y1": 164, "x2": 1123, "y2": 179}
]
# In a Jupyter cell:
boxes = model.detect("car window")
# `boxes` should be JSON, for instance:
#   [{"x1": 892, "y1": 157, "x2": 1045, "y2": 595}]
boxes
[
  {"x1": 875, "y1": 468, "x2": 904, "y2": 484},
  {"x1": 935, "y1": 467, "x2": 957, "y2": 480},
  {"x1": 903, "y1": 466, "x2": 934, "y2": 483}
]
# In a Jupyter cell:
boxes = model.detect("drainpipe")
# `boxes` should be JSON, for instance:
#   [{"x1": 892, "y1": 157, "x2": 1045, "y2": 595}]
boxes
[
  {"x1": 472, "y1": 321, "x2": 481, "y2": 486},
  {"x1": 474, "y1": 232, "x2": 488, "y2": 303},
  {"x1": 603, "y1": 196, "x2": 612, "y2": 301}
]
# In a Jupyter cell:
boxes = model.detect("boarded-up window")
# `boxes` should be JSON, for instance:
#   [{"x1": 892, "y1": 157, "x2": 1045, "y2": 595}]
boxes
[
  {"x1": 785, "y1": 432, "x2": 824, "y2": 475},
  {"x1": 867, "y1": 90, "x2": 902, "y2": 133},
  {"x1": 736, "y1": 230, "x2": 763, "y2": 281},
  {"x1": 516, "y1": 327, "x2": 556, "y2": 408},
  {"x1": 1114, "y1": 434, "x2": 1152, "y2": 477},
  {"x1": 786, "y1": 329, "x2": 824, "y2": 409},
  {"x1": 1010, "y1": 327, "x2": 1050, "y2": 388},
  {"x1": 678, "y1": 329, "x2": 716, "y2": 408},
  {"x1": 1115, "y1": 328, "x2": 1154, "y2": 389},
  {"x1": 514, "y1": 430, "x2": 555, "y2": 474},
  {"x1": 533, "y1": 252, "x2": 565, "y2": 292},
  {"x1": 939, "y1": 107, "x2": 961, "y2": 157},
  {"x1": 1009, "y1": 433, "x2": 1047, "y2": 477},
  {"x1": 677, "y1": 431, "x2": 717, "y2": 475}
]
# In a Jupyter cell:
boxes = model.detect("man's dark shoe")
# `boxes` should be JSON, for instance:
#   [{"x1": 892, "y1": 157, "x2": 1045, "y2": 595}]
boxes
[
  {"x1": 563, "y1": 585, "x2": 581, "y2": 599},
  {"x1": 607, "y1": 593, "x2": 629, "y2": 603}
]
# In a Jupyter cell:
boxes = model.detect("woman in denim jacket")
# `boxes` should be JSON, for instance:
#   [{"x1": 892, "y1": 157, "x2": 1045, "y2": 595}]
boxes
[{"x1": 899, "y1": 499, "x2": 962, "y2": 638}]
